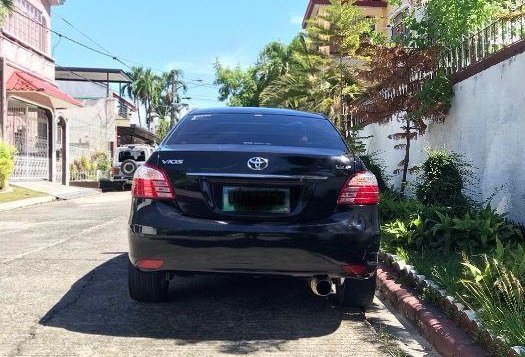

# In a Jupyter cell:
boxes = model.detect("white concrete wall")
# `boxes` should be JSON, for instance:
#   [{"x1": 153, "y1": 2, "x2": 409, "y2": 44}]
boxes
[
  {"x1": 61, "y1": 98, "x2": 118, "y2": 154},
  {"x1": 361, "y1": 51, "x2": 525, "y2": 224}
]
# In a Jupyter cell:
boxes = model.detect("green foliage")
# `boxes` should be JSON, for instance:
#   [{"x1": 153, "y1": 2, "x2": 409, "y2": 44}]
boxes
[
  {"x1": 218, "y1": 0, "x2": 372, "y2": 128},
  {"x1": 123, "y1": 66, "x2": 186, "y2": 129},
  {"x1": 495, "y1": 239, "x2": 525, "y2": 282},
  {"x1": 0, "y1": 0, "x2": 13, "y2": 24},
  {"x1": 417, "y1": 70, "x2": 453, "y2": 117},
  {"x1": 392, "y1": 0, "x2": 507, "y2": 48},
  {"x1": 156, "y1": 117, "x2": 172, "y2": 141},
  {"x1": 70, "y1": 151, "x2": 111, "y2": 178},
  {"x1": 461, "y1": 256, "x2": 525, "y2": 348},
  {"x1": 379, "y1": 190, "x2": 424, "y2": 222},
  {"x1": 0, "y1": 141, "x2": 16, "y2": 190},
  {"x1": 415, "y1": 148, "x2": 470, "y2": 213},
  {"x1": 214, "y1": 63, "x2": 260, "y2": 107},
  {"x1": 90, "y1": 151, "x2": 111, "y2": 171},
  {"x1": 361, "y1": 154, "x2": 388, "y2": 192}
]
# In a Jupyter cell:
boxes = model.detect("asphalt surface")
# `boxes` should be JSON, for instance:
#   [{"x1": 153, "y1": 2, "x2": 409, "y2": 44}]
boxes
[{"x1": 0, "y1": 192, "x2": 438, "y2": 356}]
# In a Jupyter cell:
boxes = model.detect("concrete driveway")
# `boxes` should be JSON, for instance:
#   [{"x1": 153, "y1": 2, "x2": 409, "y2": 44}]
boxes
[{"x1": 0, "y1": 192, "x2": 437, "y2": 356}]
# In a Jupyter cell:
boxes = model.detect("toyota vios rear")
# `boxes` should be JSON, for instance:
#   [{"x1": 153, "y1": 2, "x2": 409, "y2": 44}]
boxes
[{"x1": 128, "y1": 108, "x2": 380, "y2": 309}]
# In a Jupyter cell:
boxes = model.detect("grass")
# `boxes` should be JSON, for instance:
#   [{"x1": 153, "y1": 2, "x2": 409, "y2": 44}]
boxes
[
  {"x1": 381, "y1": 232, "x2": 525, "y2": 353},
  {"x1": 0, "y1": 186, "x2": 47, "y2": 204},
  {"x1": 381, "y1": 235, "x2": 466, "y2": 298}
]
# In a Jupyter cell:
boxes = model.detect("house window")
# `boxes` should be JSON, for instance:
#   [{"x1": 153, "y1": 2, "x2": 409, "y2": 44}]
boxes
[
  {"x1": 391, "y1": 9, "x2": 410, "y2": 40},
  {"x1": 3, "y1": 0, "x2": 48, "y2": 54}
]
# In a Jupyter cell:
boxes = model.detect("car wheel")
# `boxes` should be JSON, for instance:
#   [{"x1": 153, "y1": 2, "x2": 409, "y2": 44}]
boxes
[
  {"x1": 336, "y1": 273, "x2": 376, "y2": 310},
  {"x1": 121, "y1": 159, "x2": 138, "y2": 177},
  {"x1": 128, "y1": 259, "x2": 170, "y2": 302}
]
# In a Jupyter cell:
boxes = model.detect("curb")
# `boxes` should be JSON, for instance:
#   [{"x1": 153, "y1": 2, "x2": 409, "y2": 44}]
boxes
[
  {"x1": 379, "y1": 252, "x2": 525, "y2": 357},
  {"x1": 0, "y1": 196, "x2": 56, "y2": 212},
  {"x1": 376, "y1": 264, "x2": 488, "y2": 357}
]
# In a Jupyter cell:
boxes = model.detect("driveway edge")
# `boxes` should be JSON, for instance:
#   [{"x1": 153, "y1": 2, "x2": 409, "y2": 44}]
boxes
[
  {"x1": 0, "y1": 196, "x2": 56, "y2": 212},
  {"x1": 376, "y1": 264, "x2": 488, "y2": 357}
]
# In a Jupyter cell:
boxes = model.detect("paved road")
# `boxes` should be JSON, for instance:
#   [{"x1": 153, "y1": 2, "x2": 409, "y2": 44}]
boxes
[{"x1": 0, "y1": 192, "x2": 437, "y2": 356}]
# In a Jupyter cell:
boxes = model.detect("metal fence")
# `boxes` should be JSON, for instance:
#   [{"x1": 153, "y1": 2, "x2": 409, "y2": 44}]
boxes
[
  {"x1": 70, "y1": 169, "x2": 110, "y2": 182},
  {"x1": 441, "y1": 5, "x2": 525, "y2": 74}
]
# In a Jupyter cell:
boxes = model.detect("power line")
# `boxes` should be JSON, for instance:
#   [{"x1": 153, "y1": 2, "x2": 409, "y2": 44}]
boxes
[{"x1": 17, "y1": 8, "x2": 218, "y2": 86}]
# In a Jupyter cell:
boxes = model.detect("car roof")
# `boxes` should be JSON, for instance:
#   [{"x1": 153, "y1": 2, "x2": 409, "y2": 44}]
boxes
[{"x1": 189, "y1": 107, "x2": 326, "y2": 119}]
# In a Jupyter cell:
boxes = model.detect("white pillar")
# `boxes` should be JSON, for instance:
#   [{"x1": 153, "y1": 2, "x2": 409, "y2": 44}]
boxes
[
  {"x1": 63, "y1": 119, "x2": 70, "y2": 186},
  {"x1": 49, "y1": 112, "x2": 57, "y2": 183}
]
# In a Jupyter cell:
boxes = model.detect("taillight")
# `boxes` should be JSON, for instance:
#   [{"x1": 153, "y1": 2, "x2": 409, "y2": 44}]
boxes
[
  {"x1": 337, "y1": 171, "x2": 379, "y2": 205},
  {"x1": 131, "y1": 164, "x2": 174, "y2": 199}
]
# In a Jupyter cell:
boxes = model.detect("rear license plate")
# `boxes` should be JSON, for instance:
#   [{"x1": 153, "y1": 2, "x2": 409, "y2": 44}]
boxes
[{"x1": 222, "y1": 187, "x2": 290, "y2": 213}]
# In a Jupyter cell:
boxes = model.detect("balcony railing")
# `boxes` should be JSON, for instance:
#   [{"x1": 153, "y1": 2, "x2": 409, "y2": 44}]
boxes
[{"x1": 441, "y1": 4, "x2": 525, "y2": 75}]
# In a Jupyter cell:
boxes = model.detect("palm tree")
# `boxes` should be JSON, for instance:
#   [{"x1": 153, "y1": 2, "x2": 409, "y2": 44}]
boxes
[
  {"x1": 0, "y1": 0, "x2": 13, "y2": 10},
  {"x1": 0, "y1": 0, "x2": 14, "y2": 23},
  {"x1": 159, "y1": 69, "x2": 187, "y2": 126},
  {"x1": 123, "y1": 66, "x2": 145, "y2": 126}
]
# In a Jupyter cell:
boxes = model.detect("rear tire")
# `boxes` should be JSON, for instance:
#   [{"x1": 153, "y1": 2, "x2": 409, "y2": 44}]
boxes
[
  {"x1": 336, "y1": 273, "x2": 376, "y2": 310},
  {"x1": 128, "y1": 259, "x2": 170, "y2": 302}
]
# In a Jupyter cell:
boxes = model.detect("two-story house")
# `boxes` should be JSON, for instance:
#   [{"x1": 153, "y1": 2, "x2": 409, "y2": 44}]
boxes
[
  {"x1": 302, "y1": 0, "x2": 420, "y2": 43},
  {"x1": 0, "y1": 0, "x2": 81, "y2": 185}
]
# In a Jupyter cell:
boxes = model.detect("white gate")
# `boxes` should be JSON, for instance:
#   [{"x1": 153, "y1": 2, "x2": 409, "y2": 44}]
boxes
[{"x1": 6, "y1": 100, "x2": 50, "y2": 180}]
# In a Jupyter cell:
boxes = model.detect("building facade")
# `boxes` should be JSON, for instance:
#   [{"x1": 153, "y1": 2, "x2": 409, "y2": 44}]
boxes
[
  {"x1": 56, "y1": 68, "x2": 157, "y2": 161},
  {"x1": 0, "y1": 0, "x2": 81, "y2": 185},
  {"x1": 302, "y1": 0, "x2": 420, "y2": 41}
]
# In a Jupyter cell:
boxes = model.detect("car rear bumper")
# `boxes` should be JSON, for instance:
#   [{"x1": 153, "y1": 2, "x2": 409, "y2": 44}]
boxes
[{"x1": 128, "y1": 200, "x2": 380, "y2": 277}]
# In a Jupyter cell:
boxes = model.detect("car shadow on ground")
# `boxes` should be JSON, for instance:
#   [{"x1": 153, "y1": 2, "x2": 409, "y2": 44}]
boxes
[{"x1": 40, "y1": 254, "x2": 368, "y2": 353}]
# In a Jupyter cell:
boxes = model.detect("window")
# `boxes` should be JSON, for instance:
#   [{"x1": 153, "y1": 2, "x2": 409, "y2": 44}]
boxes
[
  {"x1": 166, "y1": 113, "x2": 348, "y2": 151},
  {"x1": 3, "y1": 0, "x2": 49, "y2": 54},
  {"x1": 391, "y1": 10, "x2": 408, "y2": 40}
]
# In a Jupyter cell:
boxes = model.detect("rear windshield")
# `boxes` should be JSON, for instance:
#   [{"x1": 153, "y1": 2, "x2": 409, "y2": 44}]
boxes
[
  {"x1": 166, "y1": 113, "x2": 347, "y2": 151},
  {"x1": 118, "y1": 150, "x2": 146, "y2": 162}
]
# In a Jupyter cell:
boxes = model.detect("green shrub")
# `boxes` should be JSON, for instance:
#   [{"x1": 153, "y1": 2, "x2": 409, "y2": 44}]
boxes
[
  {"x1": 361, "y1": 154, "x2": 389, "y2": 192},
  {"x1": 415, "y1": 148, "x2": 471, "y2": 214},
  {"x1": 381, "y1": 198, "x2": 522, "y2": 253},
  {"x1": 379, "y1": 189, "x2": 425, "y2": 222},
  {"x1": 91, "y1": 151, "x2": 111, "y2": 171},
  {"x1": 0, "y1": 141, "x2": 16, "y2": 190}
]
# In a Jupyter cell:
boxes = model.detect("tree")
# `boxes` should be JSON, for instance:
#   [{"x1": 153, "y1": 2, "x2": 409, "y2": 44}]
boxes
[
  {"x1": 390, "y1": 0, "x2": 517, "y2": 48},
  {"x1": 158, "y1": 69, "x2": 187, "y2": 126},
  {"x1": 0, "y1": 0, "x2": 13, "y2": 24},
  {"x1": 214, "y1": 62, "x2": 260, "y2": 107},
  {"x1": 123, "y1": 66, "x2": 145, "y2": 126},
  {"x1": 261, "y1": 0, "x2": 372, "y2": 129},
  {"x1": 123, "y1": 67, "x2": 187, "y2": 130},
  {"x1": 155, "y1": 117, "x2": 171, "y2": 141},
  {"x1": 352, "y1": 45, "x2": 452, "y2": 193}
]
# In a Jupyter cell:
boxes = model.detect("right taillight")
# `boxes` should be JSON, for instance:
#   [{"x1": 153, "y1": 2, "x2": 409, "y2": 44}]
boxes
[
  {"x1": 131, "y1": 164, "x2": 174, "y2": 199},
  {"x1": 337, "y1": 171, "x2": 379, "y2": 205}
]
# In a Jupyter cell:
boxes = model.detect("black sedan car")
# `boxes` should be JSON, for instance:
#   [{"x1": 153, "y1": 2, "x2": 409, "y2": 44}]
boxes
[{"x1": 128, "y1": 107, "x2": 380, "y2": 309}]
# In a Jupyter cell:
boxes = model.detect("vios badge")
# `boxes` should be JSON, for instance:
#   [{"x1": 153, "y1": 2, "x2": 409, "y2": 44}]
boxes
[{"x1": 247, "y1": 157, "x2": 269, "y2": 171}]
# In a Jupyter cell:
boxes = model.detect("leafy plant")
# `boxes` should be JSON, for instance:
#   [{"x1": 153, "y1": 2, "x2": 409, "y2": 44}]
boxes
[
  {"x1": 0, "y1": 141, "x2": 16, "y2": 190},
  {"x1": 361, "y1": 153, "x2": 389, "y2": 192},
  {"x1": 415, "y1": 148, "x2": 471, "y2": 214},
  {"x1": 90, "y1": 151, "x2": 111, "y2": 171},
  {"x1": 383, "y1": 214, "x2": 428, "y2": 249},
  {"x1": 461, "y1": 256, "x2": 525, "y2": 349},
  {"x1": 494, "y1": 239, "x2": 525, "y2": 283}
]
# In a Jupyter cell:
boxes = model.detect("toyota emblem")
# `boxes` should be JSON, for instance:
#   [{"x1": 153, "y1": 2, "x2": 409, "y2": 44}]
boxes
[{"x1": 247, "y1": 157, "x2": 269, "y2": 171}]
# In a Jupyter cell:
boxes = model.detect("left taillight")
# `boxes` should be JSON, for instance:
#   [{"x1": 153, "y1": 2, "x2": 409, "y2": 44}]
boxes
[{"x1": 131, "y1": 164, "x2": 174, "y2": 200}]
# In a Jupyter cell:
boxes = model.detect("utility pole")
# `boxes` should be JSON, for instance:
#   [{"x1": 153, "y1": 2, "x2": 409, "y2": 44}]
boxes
[{"x1": 170, "y1": 70, "x2": 177, "y2": 128}]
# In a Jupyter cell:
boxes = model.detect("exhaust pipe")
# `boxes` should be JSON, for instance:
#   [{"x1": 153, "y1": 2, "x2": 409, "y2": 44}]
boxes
[{"x1": 309, "y1": 277, "x2": 334, "y2": 297}]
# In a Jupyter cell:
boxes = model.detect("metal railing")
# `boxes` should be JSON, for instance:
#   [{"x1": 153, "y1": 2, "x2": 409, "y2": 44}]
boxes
[
  {"x1": 70, "y1": 169, "x2": 109, "y2": 182},
  {"x1": 441, "y1": 5, "x2": 525, "y2": 74}
]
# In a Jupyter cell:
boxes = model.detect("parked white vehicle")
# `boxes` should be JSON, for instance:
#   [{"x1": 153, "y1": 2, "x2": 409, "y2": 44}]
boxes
[{"x1": 106, "y1": 145, "x2": 155, "y2": 188}]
